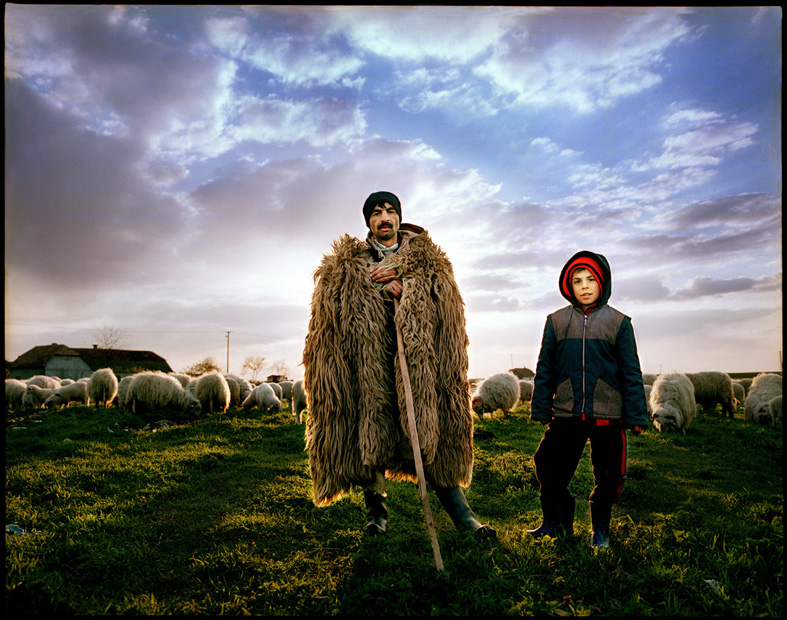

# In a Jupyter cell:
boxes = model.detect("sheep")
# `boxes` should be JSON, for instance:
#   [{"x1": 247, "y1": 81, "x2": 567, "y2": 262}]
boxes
[
  {"x1": 686, "y1": 371, "x2": 736, "y2": 417},
  {"x1": 44, "y1": 380, "x2": 90, "y2": 409},
  {"x1": 642, "y1": 373, "x2": 658, "y2": 386},
  {"x1": 127, "y1": 371, "x2": 202, "y2": 417},
  {"x1": 744, "y1": 373, "x2": 783, "y2": 426},
  {"x1": 292, "y1": 379, "x2": 307, "y2": 423},
  {"x1": 26, "y1": 375, "x2": 60, "y2": 389},
  {"x1": 168, "y1": 372, "x2": 191, "y2": 388},
  {"x1": 267, "y1": 382, "x2": 283, "y2": 401},
  {"x1": 241, "y1": 383, "x2": 282, "y2": 413},
  {"x1": 280, "y1": 380, "x2": 294, "y2": 403},
  {"x1": 223, "y1": 375, "x2": 242, "y2": 408},
  {"x1": 649, "y1": 372, "x2": 698, "y2": 434},
  {"x1": 736, "y1": 378, "x2": 753, "y2": 394},
  {"x1": 21, "y1": 384, "x2": 58, "y2": 410},
  {"x1": 643, "y1": 384, "x2": 653, "y2": 415},
  {"x1": 226, "y1": 374, "x2": 252, "y2": 403},
  {"x1": 59, "y1": 378, "x2": 75, "y2": 386},
  {"x1": 768, "y1": 395, "x2": 782, "y2": 426},
  {"x1": 5, "y1": 379, "x2": 28, "y2": 411},
  {"x1": 117, "y1": 375, "x2": 136, "y2": 411},
  {"x1": 195, "y1": 371, "x2": 231, "y2": 414},
  {"x1": 732, "y1": 382, "x2": 746, "y2": 407},
  {"x1": 518, "y1": 379, "x2": 533, "y2": 403},
  {"x1": 87, "y1": 368, "x2": 119, "y2": 408},
  {"x1": 471, "y1": 372, "x2": 520, "y2": 417}
]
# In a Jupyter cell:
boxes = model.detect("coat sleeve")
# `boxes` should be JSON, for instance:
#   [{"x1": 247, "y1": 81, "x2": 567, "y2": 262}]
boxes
[
  {"x1": 614, "y1": 318, "x2": 649, "y2": 428},
  {"x1": 531, "y1": 316, "x2": 557, "y2": 423}
]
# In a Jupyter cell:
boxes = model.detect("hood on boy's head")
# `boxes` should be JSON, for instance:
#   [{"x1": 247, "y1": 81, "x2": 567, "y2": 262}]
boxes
[{"x1": 559, "y1": 250, "x2": 612, "y2": 307}]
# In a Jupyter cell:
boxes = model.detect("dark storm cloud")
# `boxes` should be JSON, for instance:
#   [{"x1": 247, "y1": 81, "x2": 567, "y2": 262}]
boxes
[
  {"x1": 663, "y1": 193, "x2": 780, "y2": 229},
  {"x1": 4, "y1": 78, "x2": 194, "y2": 289},
  {"x1": 671, "y1": 274, "x2": 782, "y2": 301}
]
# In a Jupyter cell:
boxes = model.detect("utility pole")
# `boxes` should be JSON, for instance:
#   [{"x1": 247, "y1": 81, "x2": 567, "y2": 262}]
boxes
[{"x1": 226, "y1": 331, "x2": 232, "y2": 373}]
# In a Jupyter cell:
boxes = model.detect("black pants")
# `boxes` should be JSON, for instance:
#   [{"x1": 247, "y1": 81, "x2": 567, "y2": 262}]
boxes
[{"x1": 533, "y1": 418, "x2": 628, "y2": 504}]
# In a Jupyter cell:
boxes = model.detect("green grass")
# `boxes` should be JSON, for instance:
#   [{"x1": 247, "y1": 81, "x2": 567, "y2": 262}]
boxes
[{"x1": 5, "y1": 402, "x2": 783, "y2": 616}]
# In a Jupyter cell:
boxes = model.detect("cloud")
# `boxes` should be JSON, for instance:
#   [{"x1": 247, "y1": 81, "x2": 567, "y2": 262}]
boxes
[
  {"x1": 474, "y1": 7, "x2": 693, "y2": 113},
  {"x1": 229, "y1": 95, "x2": 367, "y2": 147},
  {"x1": 205, "y1": 15, "x2": 365, "y2": 88},
  {"x1": 670, "y1": 275, "x2": 782, "y2": 301},
  {"x1": 5, "y1": 4, "x2": 238, "y2": 161},
  {"x1": 4, "y1": 77, "x2": 194, "y2": 290}
]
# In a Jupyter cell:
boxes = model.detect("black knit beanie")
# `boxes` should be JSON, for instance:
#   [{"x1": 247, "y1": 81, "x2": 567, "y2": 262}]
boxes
[{"x1": 363, "y1": 191, "x2": 401, "y2": 227}]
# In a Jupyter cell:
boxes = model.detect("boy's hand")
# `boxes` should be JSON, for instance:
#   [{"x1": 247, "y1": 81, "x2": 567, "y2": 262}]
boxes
[{"x1": 630, "y1": 425, "x2": 645, "y2": 435}]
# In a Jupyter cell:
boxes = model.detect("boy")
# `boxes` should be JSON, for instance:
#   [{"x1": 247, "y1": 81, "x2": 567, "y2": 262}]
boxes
[{"x1": 529, "y1": 250, "x2": 648, "y2": 548}]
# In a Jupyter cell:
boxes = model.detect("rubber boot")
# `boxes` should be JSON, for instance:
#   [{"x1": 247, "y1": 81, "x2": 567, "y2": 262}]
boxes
[
  {"x1": 589, "y1": 501, "x2": 611, "y2": 549},
  {"x1": 363, "y1": 490, "x2": 388, "y2": 535},
  {"x1": 527, "y1": 494, "x2": 575, "y2": 538},
  {"x1": 433, "y1": 486, "x2": 496, "y2": 539}
]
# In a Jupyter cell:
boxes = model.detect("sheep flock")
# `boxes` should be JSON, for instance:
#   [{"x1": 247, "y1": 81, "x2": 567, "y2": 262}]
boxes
[
  {"x1": 466, "y1": 367, "x2": 780, "y2": 434},
  {"x1": 6, "y1": 364, "x2": 781, "y2": 435},
  {"x1": 6, "y1": 368, "x2": 305, "y2": 424}
]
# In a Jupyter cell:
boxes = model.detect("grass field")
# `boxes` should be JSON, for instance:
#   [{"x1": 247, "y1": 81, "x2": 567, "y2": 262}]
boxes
[{"x1": 5, "y1": 399, "x2": 783, "y2": 616}]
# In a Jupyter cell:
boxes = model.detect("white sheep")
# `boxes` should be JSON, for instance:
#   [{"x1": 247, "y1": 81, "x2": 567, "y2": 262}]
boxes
[
  {"x1": 267, "y1": 382, "x2": 283, "y2": 401},
  {"x1": 686, "y1": 371, "x2": 736, "y2": 417},
  {"x1": 45, "y1": 380, "x2": 90, "y2": 409},
  {"x1": 732, "y1": 382, "x2": 746, "y2": 408},
  {"x1": 5, "y1": 379, "x2": 28, "y2": 411},
  {"x1": 26, "y1": 375, "x2": 60, "y2": 390},
  {"x1": 88, "y1": 368, "x2": 119, "y2": 408},
  {"x1": 649, "y1": 372, "x2": 698, "y2": 434},
  {"x1": 223, "y1": 375, "x2": 242, "y2": 408},
  {"x1": 226, "y1": 374, "x2": 252, "y2": 403},
  {"x1": 744, "y1": 373, "x2": 783, "y2": 426},
  {"x1": 518, "y1": 379, "x2": 534, "y2": 403},
  {"x1": 59, "y1": 378, "x2": 75, "y2": 386},
  {"x1": 472, "y1": 372, "x2": 520, "y2": 417},
  {"x1": 117, "y1": 375, "x2": 136, "y2": 411},
  {"x1": 241, "y1": 383, "x2": 282, "y2": 413},
  {"x1": 195, "y1": 371, "x2": 231, "y2": 414},
  {"x1": 292, "y1": 379, "x2": 307, "y2": 423},
  {"x1": 168, "y1": 372, "x2": 191, "y2": 388},
  {"x1": 21, "y1": 384, "x2": 58, "y2": 410},
  {"x1": 280, "y1": 380, "x2": 294, "y2": 403},
  {"x1": 737, "y1": 378, "x2": 753, "y2": 394},
  {"x1": 127, "y1": 371, "x2": 202, "y2": 417}
]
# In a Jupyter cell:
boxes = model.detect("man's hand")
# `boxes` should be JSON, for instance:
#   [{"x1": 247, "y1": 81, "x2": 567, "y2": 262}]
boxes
[{"x1": 370, "y1": 265, "x2": 402, "y2": 299}]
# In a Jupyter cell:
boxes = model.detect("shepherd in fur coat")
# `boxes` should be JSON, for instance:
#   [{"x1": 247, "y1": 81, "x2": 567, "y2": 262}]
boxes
[{"x1": 302, "y1": 191, "x2": 494, "y2": 538}]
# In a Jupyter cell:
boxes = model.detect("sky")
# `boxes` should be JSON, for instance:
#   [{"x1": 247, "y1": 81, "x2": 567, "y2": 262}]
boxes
[{"x1": 4, "y1": 5, "x2": 783, "y2": 381}]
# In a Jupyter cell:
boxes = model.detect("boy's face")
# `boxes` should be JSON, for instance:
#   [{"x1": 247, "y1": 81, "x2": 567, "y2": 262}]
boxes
[
  {"x1": 571, "y1": 268, "x2": 600, "y2": 310},
  {"x1": 369, "y1": 201, "x2": 400, "y2": 247}
]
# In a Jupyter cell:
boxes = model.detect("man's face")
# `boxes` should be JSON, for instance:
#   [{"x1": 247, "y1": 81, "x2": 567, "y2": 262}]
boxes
[{"x1": 369, "y1": 201, "x2": 400, "y2": 247}]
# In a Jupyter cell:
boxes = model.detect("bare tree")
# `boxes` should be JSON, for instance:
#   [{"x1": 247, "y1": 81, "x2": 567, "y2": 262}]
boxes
[
  {"x1": 183, "y1": 357, "x2": 221, "y2": 377},
  {"x1": 241, "y1": 355, "x2": 267, "y2": 382},
  {"x1": 269, "y1": 360, "x2": 290, "y2": 378},
  {"x1": 93, "y1": 325, "x2": 128, "y2": 351}
]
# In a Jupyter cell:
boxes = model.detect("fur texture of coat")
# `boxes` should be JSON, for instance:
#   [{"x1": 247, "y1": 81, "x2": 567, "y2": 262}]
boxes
[{"x1": 303, "y1": 227, "x2": 474, "y2": 507}]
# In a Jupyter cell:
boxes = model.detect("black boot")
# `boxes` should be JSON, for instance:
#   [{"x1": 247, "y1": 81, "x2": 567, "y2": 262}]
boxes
[
  {"x1": 527, "y1": 494, "x2": 575, "y2": 538},
  {"x1": 433, "y1": 486, "x2": 496, "y2": 539},
  {"x1": 363, "y1": 490, "x2": 388, "y2": 535},
  {"x1": 589, "y1": 501, "x2": 611, "y2": 549}
]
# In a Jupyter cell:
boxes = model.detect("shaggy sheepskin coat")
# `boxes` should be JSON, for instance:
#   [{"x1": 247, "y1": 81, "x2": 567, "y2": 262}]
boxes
[{"x1": 303, "y1": 224, "x2": 475, "y2": 507}]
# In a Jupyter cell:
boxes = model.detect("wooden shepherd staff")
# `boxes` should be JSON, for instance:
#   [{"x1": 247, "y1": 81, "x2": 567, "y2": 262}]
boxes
[{"x1": 393, "y1": 297, "x2": 444, "y2": 572}]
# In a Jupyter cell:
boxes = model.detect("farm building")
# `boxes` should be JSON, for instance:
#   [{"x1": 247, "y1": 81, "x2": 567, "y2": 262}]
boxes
[{"x1": 7, "y1": 343, "x2": 173, "y2": 380}]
